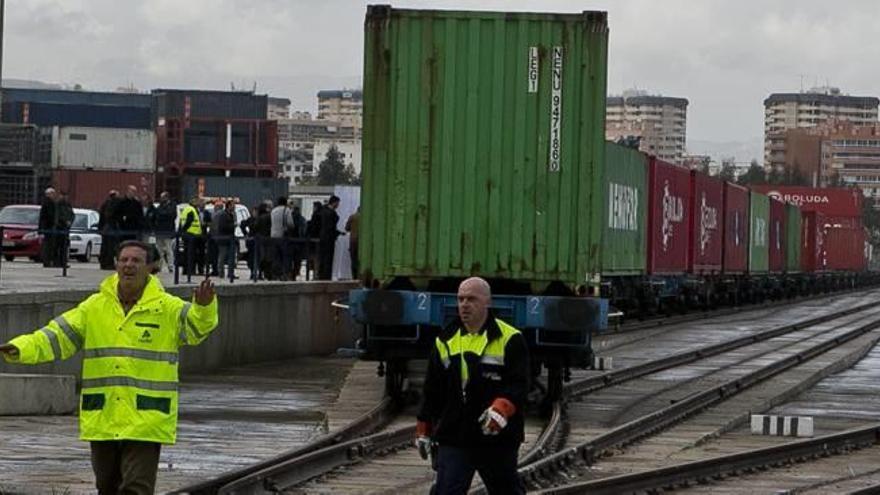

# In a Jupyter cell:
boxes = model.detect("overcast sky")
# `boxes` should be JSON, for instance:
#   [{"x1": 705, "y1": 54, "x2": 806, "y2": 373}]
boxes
[{"x1": 6, "y1": 1, "x2": 879, "y2": 161}]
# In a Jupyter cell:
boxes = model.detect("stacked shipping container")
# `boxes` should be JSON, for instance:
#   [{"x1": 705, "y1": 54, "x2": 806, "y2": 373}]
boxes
[
  {"x1": 768, "y1": 198, "x2": 786, "y2": 272},
  {"x1": 647, "y1": 157, "x2": 691, "y2": 274},
  {"x1": 688, "y1": 171, "x2": 723, "y2": 274},
  {"x1": 722, "y1": 183, "x2": 749, "y2": 274}
]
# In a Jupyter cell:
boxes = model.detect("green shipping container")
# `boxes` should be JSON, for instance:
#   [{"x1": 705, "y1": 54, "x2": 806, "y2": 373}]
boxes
[
  {"x1": 361, "y1": 6, "x2": 609, "y2": 290},
  {"x1": 601, "y1": 142, "x2": 647, "y2": 274},
  {"x1": 749, "y1": 192, "x2": 770, "y2": 273},
  {"x1": 785, "y1": 203, "x2": 802, "y2": 272}
]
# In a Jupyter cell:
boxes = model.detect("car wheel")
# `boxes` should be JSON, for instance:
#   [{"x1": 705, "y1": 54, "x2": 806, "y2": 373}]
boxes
[
  {"x1": 3, "y1": 255, "x2": 13, "y2": 262},
  {"x1": 78, "y1": 242, "x2": 92, "y2": 262}
]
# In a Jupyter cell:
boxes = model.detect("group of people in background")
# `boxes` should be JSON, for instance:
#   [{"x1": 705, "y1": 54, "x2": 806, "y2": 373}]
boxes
[{"x1": 38, "y1": 186, "x2": 360, "y2": 281}]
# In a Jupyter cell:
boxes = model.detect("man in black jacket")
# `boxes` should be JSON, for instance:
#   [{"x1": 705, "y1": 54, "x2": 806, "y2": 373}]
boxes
[
  {"x1": 53, "y1": 191, "x2": 74, "y2": 267},
  {"x1": 317, "y1": 195, "x2": 343, "y2": 280},
  {"x1": 153, "y1": 191, "x2": 177, "y2": 272},
  {"x1": 416, "y1": 277, "x2": 529, "y2": 494},
  {"x1": 38, "y1": 187, "x2": 57, "y2": 267},
  {"x1": 98, "y1": 190, "x2": 120, "y2": 269}
]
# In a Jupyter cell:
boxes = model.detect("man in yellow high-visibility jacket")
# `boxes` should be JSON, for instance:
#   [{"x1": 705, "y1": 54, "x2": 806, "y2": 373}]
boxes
[{"x1": 0, "y1": 240, "x2": 219, "y2": 494}]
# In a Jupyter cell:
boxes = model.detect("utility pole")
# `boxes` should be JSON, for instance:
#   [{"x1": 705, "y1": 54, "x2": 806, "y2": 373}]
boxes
[{"x1": 0, "y1": 0, "x2": 5, "y2": 122}]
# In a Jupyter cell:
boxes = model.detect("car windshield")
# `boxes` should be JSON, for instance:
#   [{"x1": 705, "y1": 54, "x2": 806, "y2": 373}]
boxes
[
  {"x1": 71, "y1": 213, "x2": 89, "y2": 230},
  {"x1": 0, "y1": 207, "x2": 39, "y2": 225}
]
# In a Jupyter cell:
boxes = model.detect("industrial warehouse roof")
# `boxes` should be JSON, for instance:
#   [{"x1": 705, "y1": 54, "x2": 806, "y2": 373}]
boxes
[
  {"x1": 607, "y1": 95, "x2": 689, "y2": 107},
  {"x1": 764, "y1": 93, "x2": 880, "y2": 107},
  {"x1": 1, "y1": 87, "x2": 152, "y2": 107}
]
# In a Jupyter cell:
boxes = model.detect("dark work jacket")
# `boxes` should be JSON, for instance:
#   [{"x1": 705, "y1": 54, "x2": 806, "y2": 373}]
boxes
[
  {"x1": 153, "y1": 201, "x2": 177, "y2": 234},
  {"x1": 115, "y1": 198, "x2": 145, "y2": 234},
  {"x1": 417, "y1": 314, "x2": 530, "y2": 449},
  {"x1": 38, "y1": 198, "x2": 56, "y2": 231},
  {"x1": 55, "y1": 200, "x2": 74, "y2": 230},
  {"x1": 318, "y1": 207, "x2": 340, "y2": 245}
]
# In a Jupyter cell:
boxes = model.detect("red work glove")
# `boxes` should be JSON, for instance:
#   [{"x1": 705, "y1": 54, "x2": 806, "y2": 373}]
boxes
[
  {"x1": 415, "y1": 420, "x2": 433, "y2": 460},
  {"x1": 478, "y1": 398, "x2": 516, "y2": 435}
]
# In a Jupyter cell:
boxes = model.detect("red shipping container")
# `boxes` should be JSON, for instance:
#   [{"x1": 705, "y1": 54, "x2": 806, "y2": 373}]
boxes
[
  {"x1": 750, "y1": 185, "x2": 863, "y2": 218},
  {"x1": 688, "y1": 171, "x2": 723, "y2": 274},
  {"x1": 824, "y1": 216, "x2": 862, "y2": 229},
  {"x1": 722, "y1": 182, "x2": 749, "y2": 273},
  {"x1": 647, "y1": 157, "x2": 691, "y2": 274},
  {"x1": 801, "y1": 211, "x2": 826, "y2": 273},
  {"x1": 51, "y1": 169, "x2": 156, "y2": 210},
  {"x1": 768, "y1": 198, "x2": 786, "y2": 272},
  {"x1": 824, "y1": 227, "x2": 867, "y2": 271}
]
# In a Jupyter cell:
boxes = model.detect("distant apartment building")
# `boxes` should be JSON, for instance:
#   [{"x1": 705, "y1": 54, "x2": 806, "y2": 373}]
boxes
[
  {"x1": 276, "y1": 117, "x2": 360, "y2": 186},
  {"x1": 313, "y1": 139, "x2": 361, "y2": 175},
  {"x1": 268, "y1": 97, "x2": 291, "y2": 120},
  {"x1": 317, "y1": 89, "x2": 362, "y2": 129},
  {"x1": 764, "y1": 87, "x2": 879, "y2": 169},
  {"x1": 773, "y1": 119, "x2": 880, "y2": 197},
  {"x1": 606, "y1": 90, "x2": 688, "y2": 164}
]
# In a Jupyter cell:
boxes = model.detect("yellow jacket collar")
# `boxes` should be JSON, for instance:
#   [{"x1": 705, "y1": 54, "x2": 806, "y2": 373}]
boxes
[{"x1": 99, "y1": 273, "x2": 165, "y2": 304}]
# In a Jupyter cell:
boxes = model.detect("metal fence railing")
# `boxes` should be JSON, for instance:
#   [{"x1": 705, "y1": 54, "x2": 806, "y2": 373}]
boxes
[{"x1": 0, "y1": 226, "x2": 329, "y2": 285}]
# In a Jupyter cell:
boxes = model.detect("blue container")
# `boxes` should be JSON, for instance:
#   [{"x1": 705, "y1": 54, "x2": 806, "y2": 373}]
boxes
[
  {"x1": 2, "y1": 102, "x2": 152, "y2": 129},
  {"x1": 1, "y1": 88, "x2": 151, "y2": 108}
]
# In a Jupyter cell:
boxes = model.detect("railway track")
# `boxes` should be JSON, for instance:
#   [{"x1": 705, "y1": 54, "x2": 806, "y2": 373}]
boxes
[
  {"x1": 513, "y1": 308, "x2": 880, "y2": 492},
  {"x1": 168, "y1": 290, "x2": 880, "y2": 494}
]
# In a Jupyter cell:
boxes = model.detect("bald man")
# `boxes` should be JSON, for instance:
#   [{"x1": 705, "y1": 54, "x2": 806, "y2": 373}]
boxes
[{"x1": 416, "y1": 277, "x2": 529, "y2": 494}]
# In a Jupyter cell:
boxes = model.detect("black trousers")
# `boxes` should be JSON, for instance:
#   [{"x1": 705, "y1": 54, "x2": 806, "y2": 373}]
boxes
[
  {"x1": 318, "y1": 241, "x2": 335, "y2": 280},
  {"x1": 434, "y1": 444, "x2": 523, "y2": 495},
  {"x1": 90, "y1": 440, "x2": 161, "y2": 495}
]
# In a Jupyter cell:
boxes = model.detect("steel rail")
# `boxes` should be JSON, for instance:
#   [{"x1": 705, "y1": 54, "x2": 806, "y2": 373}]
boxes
[
  {"x1": 517, "y1": 312, "x2": 880, "y2": 490},
  {"x1": 564, "y1": 300, "x2": 878, "y2": 399},
  {"x1": 219, "y1": 425, "x2": 414, "y2": 494},
  {"x1": 176, "y1": 295, "x2": 879, "y2": 494},
  {"x1": 535, "y1": 424, "x2": 880, "y2": 494},
  {"x1": 845, "y1": 481, "x2": 880, "y2": 495},
  {"x1": 616, "y1": 286, "x2": 874, "y2": 334},
  {"x1": 171, "y1": 393, "x2": 402, "y2": 494}
]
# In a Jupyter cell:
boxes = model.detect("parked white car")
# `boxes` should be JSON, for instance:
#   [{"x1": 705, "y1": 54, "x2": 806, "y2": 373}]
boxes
[{"x1": 68, "y1": 208, "x2": 101, "y2": 262}]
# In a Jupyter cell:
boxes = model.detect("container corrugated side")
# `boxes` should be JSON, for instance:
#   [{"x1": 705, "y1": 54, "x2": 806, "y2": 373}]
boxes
[
  {"x1": 1, "y1": 88, "x2": 151, "y2": 107},
  {"x1": 824, "y1": 227, "x2": 866, "y2": 271},
  {"x1": 601, "y1": 142, "x2": 647, "y2": 275},
  {"x1": 181, "y1": 176, "x2": 289, "y2": 209},
  {"x1": 3, "y1": 102, "x2": 151, "y2": 129},
  {"x1": 647, "y1": 157, "x2": 691, "y2": 275},
  {"x1": 51, "y1": 170, "x2": 155, "y2": 210},
  {"x1": 361, "y1": 7, "x2": 609, "y2": 287},
  {"x1": 688, "y1": 171, "x2": 723, "y2": 274},
  {"x1": 48, "y1": 126, "x2": 156, "y2": 172},
  {"x1": 768, "y1": 198, "x2": 785, "y2": 273},
  {"x1": 748, "y1": 191, "x2": 770, "y2": 273},
  {"x1": 152, "y1": 90, "x2": 268, "y2": 123},
  {"x1": 801, "y1": 211, "x2": 826, "y2": 273},
  {"x1": 722, "y1": 182, "x2": 749, "y2": 273},
  {"x1": 784, "y1": 203, "x2": 801, "y2": 272}
]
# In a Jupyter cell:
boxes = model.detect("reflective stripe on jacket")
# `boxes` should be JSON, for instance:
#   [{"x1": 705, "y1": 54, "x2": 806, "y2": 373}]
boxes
[
  {"x1": 181, "y1": 204, "x2": 202, "y2": 236},
  {"x1": 4, "y1": 273, "x2": 219, "y2": 444},
  {"x1": 418, "y1": 316, "x2": 529, "y2": 449}
]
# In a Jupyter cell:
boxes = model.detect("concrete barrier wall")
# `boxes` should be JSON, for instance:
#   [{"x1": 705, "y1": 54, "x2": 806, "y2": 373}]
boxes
[{"x1": 0, "y1": 281, "x2": 359, "y2": 377}]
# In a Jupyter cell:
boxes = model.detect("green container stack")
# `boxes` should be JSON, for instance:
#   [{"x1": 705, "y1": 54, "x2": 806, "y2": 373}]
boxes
[
  {"x1": 601, "y1": 142, "x2": 647, "y2": 275},
  {"x1": 361, "y1": 6, "x2": 609, "y2": 290},
  {"x1": 785, "y1": 203, "x2": 802, "y2": 272},
  {"x1": 749, "y1": 192, "x2": 770, "y2": 273}
]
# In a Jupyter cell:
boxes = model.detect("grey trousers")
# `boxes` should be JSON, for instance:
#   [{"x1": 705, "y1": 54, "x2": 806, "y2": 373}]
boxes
[{"x1": 90, "y1": 440, "x2": 161, "y2": 495}]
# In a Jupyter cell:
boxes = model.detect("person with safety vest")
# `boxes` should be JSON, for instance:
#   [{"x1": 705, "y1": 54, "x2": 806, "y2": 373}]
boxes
[
  {"x1": 416, "y1": 277, "x2": 529, "y2": 494},
  {"x1": 179, "y1": 196, "x2": 204, "y2": 276},
  {"x1": 0, "y1": 240, "x2": 219, "y2": 494}
]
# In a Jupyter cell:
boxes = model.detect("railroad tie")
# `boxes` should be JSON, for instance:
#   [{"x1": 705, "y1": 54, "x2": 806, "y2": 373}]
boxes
[
  {"x1": 750, "y1": 414, "x2": 814, "y2": 437},
  {"x1": 592, "y1": 356, "x2": 613, "y2": 370}
]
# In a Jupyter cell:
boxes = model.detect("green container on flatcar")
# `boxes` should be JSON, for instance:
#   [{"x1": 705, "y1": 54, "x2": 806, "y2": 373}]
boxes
[
  {"x1": 601, "y1": 142, "x2": 647, "y2": 275},
  {"x1": 361, "y1": 6, "x2": 609, "y2": 291},
  {"x1": 749, "y1": 192, "x2": 770, "y2": 273},
  {"x1": 785, "y1": 203, "x2": 802, "y2": 272}
]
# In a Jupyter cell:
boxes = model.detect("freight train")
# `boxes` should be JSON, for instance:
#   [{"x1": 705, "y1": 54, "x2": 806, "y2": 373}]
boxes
[{"x1": 345, "y1": 6, "x2": 876, "y2": 400}]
